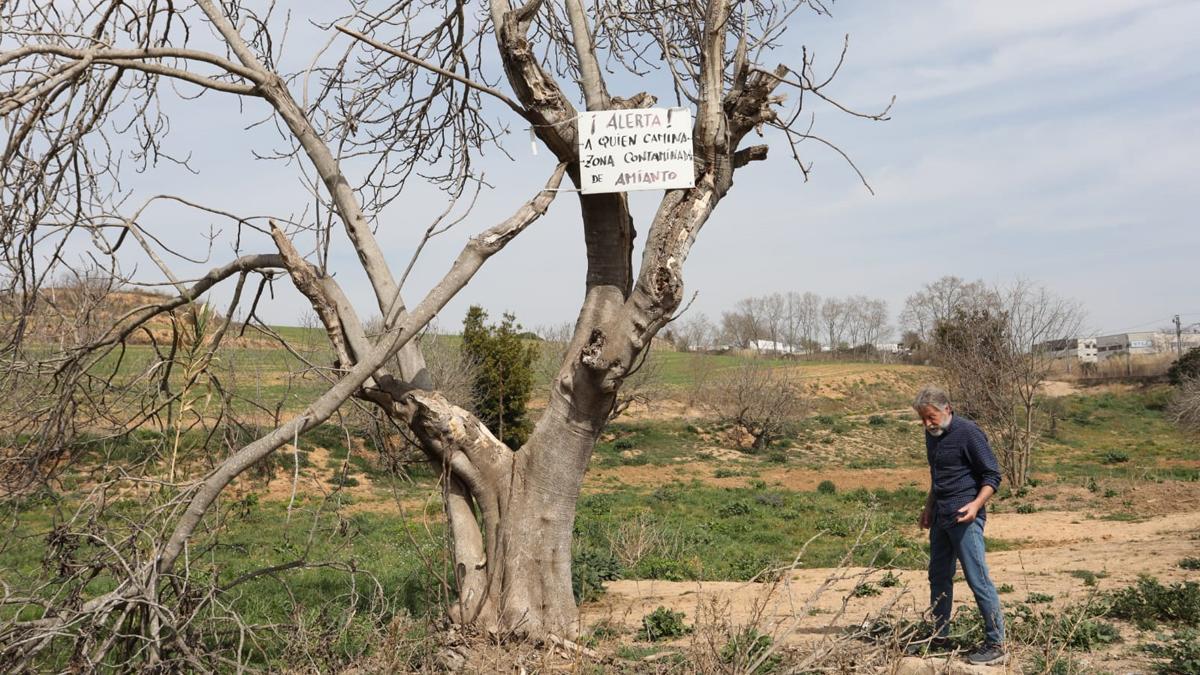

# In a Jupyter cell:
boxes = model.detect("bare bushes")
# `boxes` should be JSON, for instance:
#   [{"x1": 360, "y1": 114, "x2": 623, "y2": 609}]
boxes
[
  {"x1": 1170, "y1": 376, "x2": 1200, "y2": 437},
  {"x1": 932, "y1": 281, "x2": 1084, "y2": 488},
  {"x1": 696, "y1": 361, "x2": 808, "y2": 452}
]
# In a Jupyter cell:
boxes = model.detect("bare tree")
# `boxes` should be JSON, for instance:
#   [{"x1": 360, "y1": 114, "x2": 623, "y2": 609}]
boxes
[
  {"x1": 796, "y1": 291, "x2": 823, "y2": 353},
  {"x1": 900, "y1": 276, "x2": 997, "y2": 344},
  {"x1": 0, "y1": 0, "x2": 887, "y2": 657},
  {"x1": 782, "y1": 292, "x2": 804, "y2": 350},
  {"x1": 697, "y1": 360, "x2": 808, "y2": 452},
  {"x1": 933, "y1": 281, "x2": 1084, "y2": 488},
  {"x1": 674, "y1": 312, "x2": 715, "y2": 352},
  {"x1": 842, "y1": 294, "x2": 867, "y2": 349},
  {"x1": 534, "y1": 321, "x2": 575, "y2": 384},
  {"x1": 1169, "y1": 376, "x2": 1200, "y2": 437},
  {"x1": 721, "y1": 298, "x2": 764, "y2": 350},
  {"x1": 761, "y1": 292, "x2": 788, "y2": 350},
  {"x1": 821, "y1": 296, "x2": 846, "y2": 355},
  {"x1": 861, "y1": 297, "x2": 891, "y2": 352}
]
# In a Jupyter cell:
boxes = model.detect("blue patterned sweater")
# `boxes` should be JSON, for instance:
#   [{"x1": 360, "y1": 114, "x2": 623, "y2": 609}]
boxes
[{"x1": 925, "y1": 415, "x2": 1003, "y2": 528}]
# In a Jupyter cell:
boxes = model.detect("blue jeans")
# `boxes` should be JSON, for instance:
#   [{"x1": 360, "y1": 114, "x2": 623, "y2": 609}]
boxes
[{"x1": 929, "y1": 518, "x2": 1005, "y2": 645}]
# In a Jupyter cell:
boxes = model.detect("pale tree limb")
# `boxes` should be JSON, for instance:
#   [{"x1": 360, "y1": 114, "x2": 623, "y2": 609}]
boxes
[
  {"x1": 193, "y1": 0, "x2": 431, "y2": 387},
  {"x1": 1, "y1": 163, "x2": 567, "y2": 653}
]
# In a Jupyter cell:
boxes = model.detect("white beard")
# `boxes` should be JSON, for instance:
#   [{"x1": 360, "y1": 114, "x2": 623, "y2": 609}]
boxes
[{"x1": 926, "y1": 415, "x2": 952, "y2": 437}]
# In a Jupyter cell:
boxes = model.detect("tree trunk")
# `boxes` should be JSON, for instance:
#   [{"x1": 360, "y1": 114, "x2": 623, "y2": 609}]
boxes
[
  {"x1": 492, "y1": 451, "x2": 585, "y2": 635},
  {"x1": 388, "y1": 377, "x2": 610, "y2": 638}
]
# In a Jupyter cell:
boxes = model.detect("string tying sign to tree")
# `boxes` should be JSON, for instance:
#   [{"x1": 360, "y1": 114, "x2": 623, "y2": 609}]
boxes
[{"x1": 577, "y1": 108, "x2": 695, "y2": 194}]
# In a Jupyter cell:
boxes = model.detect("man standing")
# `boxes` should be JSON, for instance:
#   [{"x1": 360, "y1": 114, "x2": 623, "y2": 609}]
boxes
[{"x1": 914, "y1": 385, "x2": 1006, "y2": 666}]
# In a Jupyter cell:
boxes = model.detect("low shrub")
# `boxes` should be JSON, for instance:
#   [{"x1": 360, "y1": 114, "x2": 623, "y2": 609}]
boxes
[
  {"x1": 588, "y1": 620, "x2": 623, "y2": 641},
  {"x1": 635, "y1": 556, "x2": 699, "y2": 582},
  {"x1": 651, "y1": 485, "x2": 680, "y2": 502},
  {"x1": 852, "y1": 582, "x2": 881, "y2": 598},
  {"x1": 718, "y1": 501, "x2": 753, "y2": 518},
  {"x1": 1154, "y1": 628, "x2": 1200, "y2": 675},
  {"x1": 1005, "y1": 603, "x2": 1121, "y2": 652},
  {"x1": 1100, "y1": 450, "x2": 1130, "y2": 465},
  {"x1": 572, "y1": 546, "x2": 622, "y2": 602},
  {"x1": 754, "y1": 492, "x2": 785, "y2": 508},
  {"x1": 1107, "y1": 576, "x2": 1200, "y2": 629},
  {"x1": 1063, "y1": 617, "x2": 1122, "y2": 650},
  {"x1": 720, "y1": 627, "x2": 781, "y2": 673},
  {"x1": 1168, "y1": 349, "x2": 1200, "y2": 386},
  {"x1": 638, "y1": 606, "x2": 689, "y2": 641},
  {"x1": 1068, "y1": 569, "x2": 1106, "y2": 586},
  {"x1": 728, "y1": 552, "x2": 779, "y2": 581},
  {"x1": 817, "y1": 480, "x2": 837, "y2": 495},
  {"x1": 1026, "y1": 654, "x2": 1081, "y2": 675},
  {"x1": 879, "y1": 571, "x2": 901, "y2": 588}
]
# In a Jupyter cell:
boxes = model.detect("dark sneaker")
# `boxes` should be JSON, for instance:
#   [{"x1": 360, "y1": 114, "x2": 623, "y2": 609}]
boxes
[{"x1": 966, "y1": 643, "x2": 1007, "y2": 665}]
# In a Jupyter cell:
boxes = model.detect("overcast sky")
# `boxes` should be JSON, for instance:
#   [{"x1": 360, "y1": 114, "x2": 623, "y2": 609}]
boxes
[{"x1": 77, "y1": 0, "x2": 1200, "y2": 337}]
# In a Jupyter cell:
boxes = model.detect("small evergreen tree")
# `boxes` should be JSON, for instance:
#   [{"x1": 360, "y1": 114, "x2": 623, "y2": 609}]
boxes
[
  {"x1": 461, "y1": 305, "x2": 537, "y2": 448},
  {"x1": 1168, "y1": 348, "x2": 1200, "y2": 386}
]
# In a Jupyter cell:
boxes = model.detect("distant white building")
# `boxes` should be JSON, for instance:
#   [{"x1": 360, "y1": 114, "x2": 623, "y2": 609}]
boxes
[
  {"x1": 748, "y1": 339, "x2": 799, "y2": 355},
  {"x1": 1037, "y1": 337, "x2": 1098, "y2": 363},
  {"x1": 1080, "y1": 331, "x2": 1200, "y2": 360}
]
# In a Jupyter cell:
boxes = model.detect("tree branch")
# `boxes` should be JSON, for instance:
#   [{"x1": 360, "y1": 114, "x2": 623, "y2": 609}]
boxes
[
  {"x1": 334, "y1": 25, "x2": 529, "y2": 119},
  {"x1": 193, "y1": 0, "x2": 432, "y2": 386},
  {"x1": 563, "y1": 0, "x2": 609, "y2": 110},
  {"x1": 268, "y1": 222, "x2": 353, "y2": 367}
]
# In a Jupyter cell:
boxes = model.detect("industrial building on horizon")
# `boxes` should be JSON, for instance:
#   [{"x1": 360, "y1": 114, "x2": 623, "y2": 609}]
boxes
[{"x1": 1039, "y1": 331, "x2": 1200, "y2": 362}]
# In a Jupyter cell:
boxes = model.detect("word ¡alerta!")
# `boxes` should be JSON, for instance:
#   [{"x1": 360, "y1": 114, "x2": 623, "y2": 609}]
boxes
[{"x1": 577, "y1": 108, "x2": 695, "y2": 195}]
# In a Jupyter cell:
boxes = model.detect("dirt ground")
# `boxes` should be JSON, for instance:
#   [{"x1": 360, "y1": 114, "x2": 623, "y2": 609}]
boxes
[
  {"x1": 582, "y1": 509, "x2": 1200, "y2": 671},
  {"x1": 236, "y1": 375, "x2": 1196, "y2": 671},
  {"x1": 585, "y1": 463, "x2": 932, "y2": 493}
]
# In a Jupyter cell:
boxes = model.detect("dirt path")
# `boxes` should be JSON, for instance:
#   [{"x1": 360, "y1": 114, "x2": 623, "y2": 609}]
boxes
[{"x1": 582, "y1": 509, "x2": 1200, "y2": 646}]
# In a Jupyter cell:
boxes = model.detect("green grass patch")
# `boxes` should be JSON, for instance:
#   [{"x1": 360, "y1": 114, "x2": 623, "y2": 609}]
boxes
[
  {"x1": 593, "y1": 421, "x2": 701, "y2": 465},
  {"x1": 574, "y1": 483, "x2": 929, "y2": 581},
  {"x1": 1041, "y1": 387, "x2": 1197, "y2": 481},
  {"x1": 0, "y1": 498, "x2": 447, "y2": 668}
]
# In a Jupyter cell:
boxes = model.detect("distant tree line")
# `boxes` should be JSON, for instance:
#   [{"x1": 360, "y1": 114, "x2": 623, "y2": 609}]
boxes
[{"x1": 667, "y1": 292, "x2": 892, "y2": 357}]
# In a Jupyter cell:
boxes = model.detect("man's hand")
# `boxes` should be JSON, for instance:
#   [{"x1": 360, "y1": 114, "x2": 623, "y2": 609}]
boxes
[
  {"x1": 919, "y1": 506, "x2": 932, "y2": 529},
  {"x1": 955, "y1": 501, "x2": 981, "y2": 524}
]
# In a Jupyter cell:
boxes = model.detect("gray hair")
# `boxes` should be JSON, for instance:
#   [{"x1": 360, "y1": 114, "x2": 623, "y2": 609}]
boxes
[{"x1": 913, "y1": 385, "x2": 952, "y2": 411}]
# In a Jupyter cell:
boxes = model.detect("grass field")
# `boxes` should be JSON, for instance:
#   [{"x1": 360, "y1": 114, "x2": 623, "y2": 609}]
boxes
[{"x1": 3, "y1": 331, "x2": 1199, "y2": 671}]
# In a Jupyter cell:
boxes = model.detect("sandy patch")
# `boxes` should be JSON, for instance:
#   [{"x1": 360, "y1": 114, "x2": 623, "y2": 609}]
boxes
[
  {"x1": 253, "y1": 445, "x2": 379, "y2": 505},
  {"x1": 585, "y1": 463, "x2": 930, "y2": 492},
  {"x1": 583, "y1": 509, "x2": 1200, "y2": 647},
  {"x1": 1038, "y1": 380, "x2": 1080, "y2": 397}
]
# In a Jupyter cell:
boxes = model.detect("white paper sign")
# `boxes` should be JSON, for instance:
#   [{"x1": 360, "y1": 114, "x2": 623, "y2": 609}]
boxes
[{"x1": 577, "y1": 108, "x2": 695, "y2": 194}]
